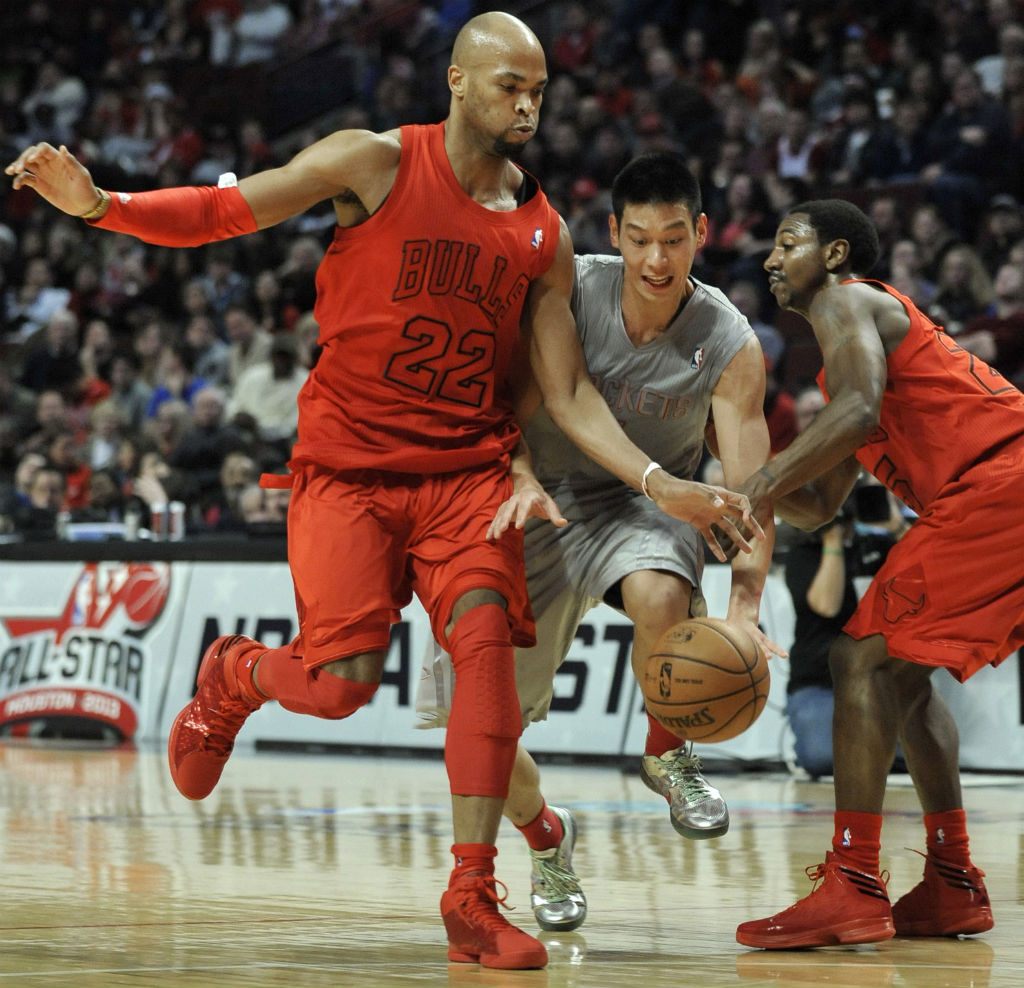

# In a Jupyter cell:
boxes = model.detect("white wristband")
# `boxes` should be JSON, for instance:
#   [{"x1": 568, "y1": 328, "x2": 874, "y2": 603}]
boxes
[{"x1": 641, "y1": 461, "x2": 661, "y2": 500}]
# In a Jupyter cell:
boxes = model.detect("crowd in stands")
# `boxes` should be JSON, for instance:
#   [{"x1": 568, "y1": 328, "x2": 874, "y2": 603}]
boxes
[{"x1": 4, "y1": 0, "x2": 1024, "y2": 540}]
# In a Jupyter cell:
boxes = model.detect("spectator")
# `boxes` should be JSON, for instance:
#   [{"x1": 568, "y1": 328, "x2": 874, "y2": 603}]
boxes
[
  {"x1": 198, "y1": 243, "x2": 251, "y2": 330},
  {"x1": 276, "y1": 235, "x2": 323, "y2": 318},
  {"x1": 231, "y1": 0, "x2": 294, "y2": 66},
  {"x1": 81, "y1": 398, "x2": 129, "y2": 472},
  {"x1": 887, "y1": 238, "x2": 938, "y2": 310},
  {"x1": 726, "y1": 278, "x2": 786, "y2": 378},
  {"x1": 169, "y1": 385, "x2": 248, "y2": 507},
  {"x1": 18, "y1": 389, "x2": 76, "y2": 460},
  {"x1": 907, "y1": 201, "x2": 959, "y2": 283},
  {"x1": 825, "y1": 83, "x2": 877, "y2": 187},
  {"x1": 203, "y1": 449, "x2": 259, "y2": 530},
  {"x1": 223, "y1": 302, "x2": 273, "y2": 386},
  {"x1": 772, "y1": 106, "x2": 830, "y2": 187},
  {"x1": 143, "y1": 397, "x2": 191, "y2": 463},
  {"x1": 251, "y1": 267, "x2": 292, "y2": 334},
  {"x1": 20, "y1": 59, "x2": 88, "y2": 147},
  {"x1": 921, "y1": 66, "x2": 1016, "y2": 239},
  {"x1": 73, "y1": 466, "x2": 127, "y2": 523},
  {"x1": 956, "y1": 261, "x2": 1024, "y2": 382},
  {"x1": 146, "y1": 342, "x2": 209, "y2": 418},
  {"x1": 703, "y1": 172, "x2": 777, "y2": 285},
  {"x1": 4, "y1": 257, "x2": 71, "y2": 344},
  {"x1": 18, "y1": 307, "x2": 83, "y2": 400},
  {"x1": 185, "y1": 313, "x2": 231, "y2": 386},
  {"x1": 45, "y1": 427, "x2": 90, "y2": 510},
  {"x1": 225, "y1": 332, "x2": 306, "y2": 446},
  {"x1": 977, "y1": 194, "x2": 1024, "y2": 272},
  {"x1": 107, "y1": 350, "x2": 156, "y2": 433},
  {"x1": 0, "y1": 449, "x2": 46, "y2": 528},
  {"x1": 928, "y1": 243, "x2": 995, "y2": 336},
  {"x1": 10, "y1": 462, "x2": 65, "y2": 540},
  {"x1": 781, "y1": 478, "x2": 900, "y2": 780}
]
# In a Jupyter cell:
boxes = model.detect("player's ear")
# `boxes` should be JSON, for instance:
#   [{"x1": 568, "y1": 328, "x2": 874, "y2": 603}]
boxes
[
  {"x1": 608, "y1": 214, "x2": 620, "y2": 248},
  {"x1": 696, "y1": 212, "x2": 708, "y2": 249},
  {"x1": 448, "y1": 64, "x2": 465, "y2": 97},
  {"x1": 824, "y1": 237, "x2": 851, "y2": 271}
]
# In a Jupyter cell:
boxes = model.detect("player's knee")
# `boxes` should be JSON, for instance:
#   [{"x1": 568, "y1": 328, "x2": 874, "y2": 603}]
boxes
[{"x1": 306, "y1": 669, "x2": 378, "y2": 720}]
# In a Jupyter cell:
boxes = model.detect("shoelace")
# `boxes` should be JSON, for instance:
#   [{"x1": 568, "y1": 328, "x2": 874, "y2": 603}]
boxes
[
  {"x1": 454, "y1": 874, "x2": 516, "y2": 932},
  {"x1": 531, "y1": 847, "x2": 582, "y2": 898},
  {"x1": 661, "y1": 743, "x2": 716, "y2": 803},
  {"x1": 805, "y1": 856, "x2": 890, "y2": 892},
  {"x1": 903, "y1": 846, "x2": 987, "y2": 887},
  {"x1": 194, "y1": 694, "x2": 256, "y2": 755}
]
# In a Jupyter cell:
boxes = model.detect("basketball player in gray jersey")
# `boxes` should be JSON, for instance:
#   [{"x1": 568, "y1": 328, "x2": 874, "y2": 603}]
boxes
[{"x1": 417, "y1": 152, "x2": 784, "y2": 931}]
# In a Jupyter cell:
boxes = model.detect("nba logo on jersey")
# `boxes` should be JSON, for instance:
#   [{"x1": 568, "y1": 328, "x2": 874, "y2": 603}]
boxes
[
  {"x1": 690, "y1": 347, "x2": 706, "y2": 371},
  {"x1": 531, "y1": 228, "x2": 544, "y2": 249}
]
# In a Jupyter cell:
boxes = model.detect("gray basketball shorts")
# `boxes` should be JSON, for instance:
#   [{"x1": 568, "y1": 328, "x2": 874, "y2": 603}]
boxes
[{"x1": 414, "y1": 492, "x2": 705, "y2": 730}]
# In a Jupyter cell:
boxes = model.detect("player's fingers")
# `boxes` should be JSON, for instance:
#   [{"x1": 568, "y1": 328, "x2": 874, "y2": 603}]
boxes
[
  {"x1": 702, "y1": 527, "x2": 728, "y2": 564},
  {"x1": 545, "y1": 496, "x2": 568, "y2": 528},
  {"x1": 725, "y1": 518, "x2": 753, "y2": 554}
]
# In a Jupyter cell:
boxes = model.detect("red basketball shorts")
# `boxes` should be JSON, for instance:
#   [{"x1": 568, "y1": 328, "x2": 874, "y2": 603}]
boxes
[
  {"x1": 281, "y1": 461, "x2": 535, "y2": 670},
  {"x1": 845, "y1": 457, "x2": 1024, "y2": 682}
]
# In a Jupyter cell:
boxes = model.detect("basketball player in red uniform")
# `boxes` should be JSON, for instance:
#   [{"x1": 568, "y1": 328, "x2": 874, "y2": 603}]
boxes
[
  {"x1": 735, "y1": 199, "x2": 1013, "y2": 948},
  {"x1": 7, "y1": 12, "x2": 759, "y2": 970}
]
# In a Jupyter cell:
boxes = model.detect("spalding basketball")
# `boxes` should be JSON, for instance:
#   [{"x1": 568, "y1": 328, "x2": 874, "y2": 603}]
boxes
[{"x1": 643, "y1": 617, "x2": 769, "y2": 743}]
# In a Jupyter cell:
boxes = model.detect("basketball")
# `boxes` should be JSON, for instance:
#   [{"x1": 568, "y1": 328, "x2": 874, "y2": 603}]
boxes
[{"x1": 642, "y1": 617, "x2": 770, "y2": 743}]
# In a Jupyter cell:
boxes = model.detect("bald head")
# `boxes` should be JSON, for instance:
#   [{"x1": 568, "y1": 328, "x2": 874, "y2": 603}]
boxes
[{"x1": 451, "y1": 12, "x2": 543, "y2": 69}]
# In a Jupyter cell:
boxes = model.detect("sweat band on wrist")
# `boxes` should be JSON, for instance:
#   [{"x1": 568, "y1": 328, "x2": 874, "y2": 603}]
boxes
[
  {"x1": 89, "y1": 181, "x2": 258, "y2": 246},
  {"x1": 641, "y1": 461, "x2": 661, "y2": 500}
]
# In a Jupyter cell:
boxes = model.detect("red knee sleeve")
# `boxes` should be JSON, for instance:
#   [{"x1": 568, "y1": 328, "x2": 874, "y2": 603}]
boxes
[
  {"x1": 90, "y1": 182, "x2": 258, "y2": 246},
  {"x1": 257, "y1": 645, "x2": 377, "y2": 719},
  {"x1": 444, "y1": 603, "x2": 522, "y2": 798}
]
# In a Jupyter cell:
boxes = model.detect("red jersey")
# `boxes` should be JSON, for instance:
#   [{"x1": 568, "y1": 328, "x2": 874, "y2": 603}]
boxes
[
  {"x1": 290, "y1": 123, "x2": 561, "y2": 475},
  {"x1": 820, "y1": 280, "x2": 1024, "y2": 513}
]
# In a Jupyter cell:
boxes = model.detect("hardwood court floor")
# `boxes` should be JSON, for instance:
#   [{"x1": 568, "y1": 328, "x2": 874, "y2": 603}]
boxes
[{"x1": 0, "y1": 740, "x2": 1020, "y2": 988}]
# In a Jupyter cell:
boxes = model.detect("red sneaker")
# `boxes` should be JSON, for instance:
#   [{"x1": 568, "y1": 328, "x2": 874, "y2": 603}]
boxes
[
  {"x1": 737, "y1": 852, "x2": 895, "y2": 949},
  {"x1": 892, "y1": 852, "x2": 993, "y2": 937},
  {"x1": 167, "y1": 635, "x2": 265, "y2": 800},
  {"x1": 441, "y1": 873, "x2": 548, "y2": 969}
]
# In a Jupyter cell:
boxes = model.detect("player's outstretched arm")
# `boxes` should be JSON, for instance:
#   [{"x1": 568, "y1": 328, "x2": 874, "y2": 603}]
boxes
[{"x1": 6, "y1": 131, "x2": 400, "y2": 245}]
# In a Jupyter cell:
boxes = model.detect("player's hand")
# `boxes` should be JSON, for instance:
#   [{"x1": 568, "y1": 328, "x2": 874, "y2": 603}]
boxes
[
  {"x1": 5, "y1": 142, "x2": 102, "y2": 216},
  {"x1": 731, "y1": 616, "x2": 788, "y2": 663},
  {"x1": 648, "y1": 475, "x2": 764, "y2": 563},
  {"x1": 487, "y1": 483, "x2": 568, "y2": 540}
]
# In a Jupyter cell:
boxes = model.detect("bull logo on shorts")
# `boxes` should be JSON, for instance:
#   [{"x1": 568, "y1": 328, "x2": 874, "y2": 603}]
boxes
[{"x1": 881, "y1": 575, "x2": 926, "y2": 622}]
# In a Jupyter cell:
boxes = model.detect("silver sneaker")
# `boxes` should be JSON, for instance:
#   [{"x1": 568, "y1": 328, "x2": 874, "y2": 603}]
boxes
[
  {"x1": 529, "y1": 806, "x2": 587, "y2": 932},
  {"x1": 640, "y1": 742, "x2": 729, "y2": 839}
]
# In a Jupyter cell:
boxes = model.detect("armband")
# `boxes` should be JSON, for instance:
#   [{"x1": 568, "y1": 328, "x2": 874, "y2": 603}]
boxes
[
  {"x1": 88, "y1": 182, "x2": 258, "y2": 246},
  {"x1": 641, "y1": 461, "x2": 662, "y2": 500}
]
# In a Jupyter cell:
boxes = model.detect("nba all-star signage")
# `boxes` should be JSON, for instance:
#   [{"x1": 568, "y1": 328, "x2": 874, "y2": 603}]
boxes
[
  {"x1": 1, "y1": 558, "x2": 1022, "y2": 769},
  {"x1": 0, "y1": 562, "x2": 172, "y2": 740}
]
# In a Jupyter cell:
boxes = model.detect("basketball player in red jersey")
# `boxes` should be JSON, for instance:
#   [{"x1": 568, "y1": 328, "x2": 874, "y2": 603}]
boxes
[
  {"x1": 8, "y1": 12, "x2": 760, "y2": 971},
  {"x1": 734, "y1": 199, "x2": 1011, "y2": 949}
]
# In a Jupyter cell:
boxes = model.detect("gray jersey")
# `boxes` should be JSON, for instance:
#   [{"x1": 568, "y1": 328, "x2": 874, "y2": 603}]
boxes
[
  {"x1": 527, "y1": 253, "x2": 754, "y2": 509},
  {"x1": 416, "y1": 253, "x2": 757, "y2": 728}
]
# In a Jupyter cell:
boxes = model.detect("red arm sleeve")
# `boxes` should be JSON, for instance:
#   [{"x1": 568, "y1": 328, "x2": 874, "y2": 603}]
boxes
[{"x1": 89, "y1": 184, "x2": 258, "y2": 247}]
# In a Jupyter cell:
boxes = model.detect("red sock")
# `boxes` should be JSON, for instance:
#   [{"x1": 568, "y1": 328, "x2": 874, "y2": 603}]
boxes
[
  {"x1": 645, "y1": 711, "x2": 684, "y2": 757},
  {"x1": 831, "y1": 810, "x2": 883, "y2": 875},
  {"x1": 515, "y1": 802, "x2": 564, "y2": 851},
  {"x1": 923, "y1": 809, "x2": 971, "y2": 867},
  {"x1": 451, "y1": 842, "x2": 497, "y2": 881}
]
